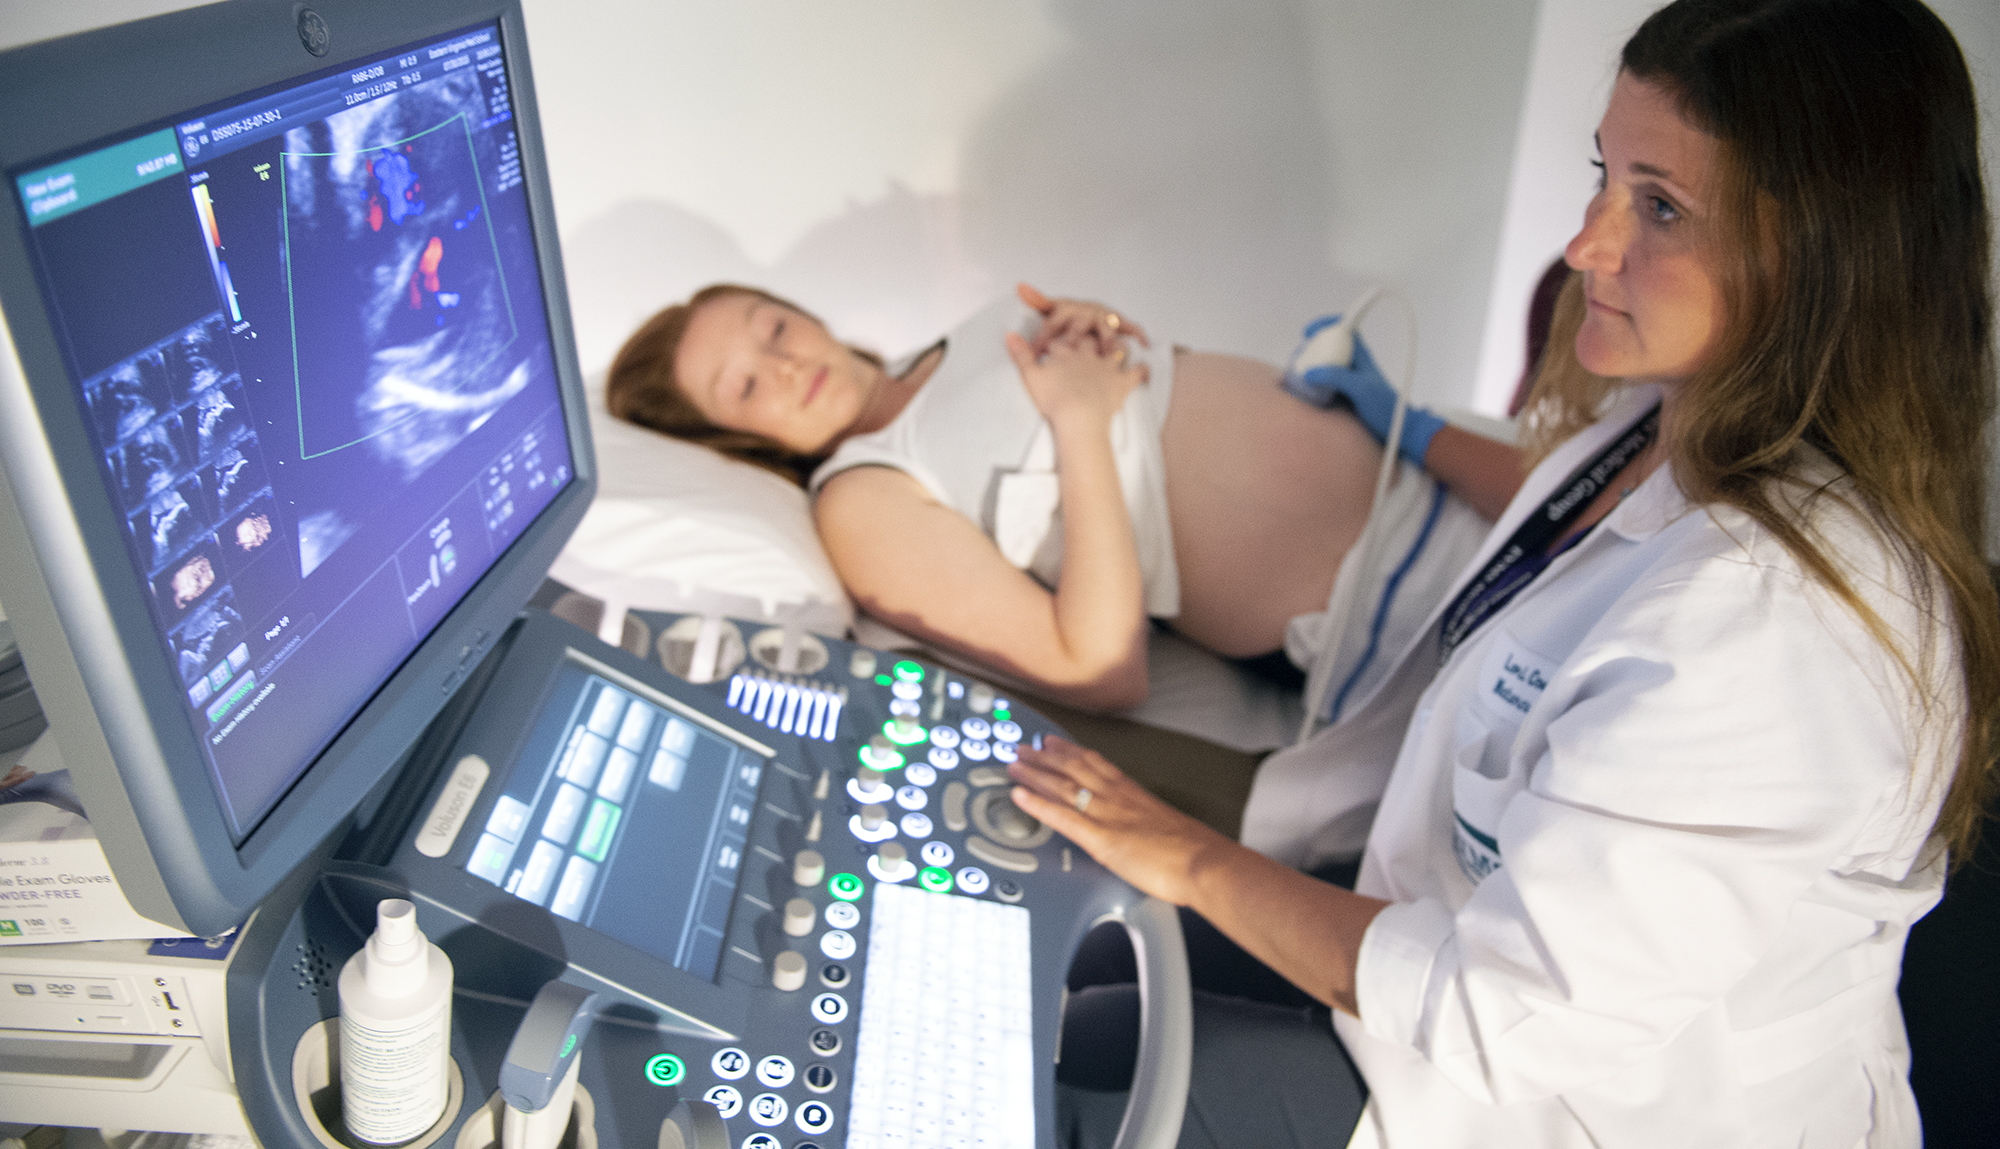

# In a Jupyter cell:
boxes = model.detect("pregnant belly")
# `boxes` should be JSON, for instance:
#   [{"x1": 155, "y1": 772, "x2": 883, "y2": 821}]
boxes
[{"x1": 1161, "y1": 350, "x2": 1383, "y2": 656}]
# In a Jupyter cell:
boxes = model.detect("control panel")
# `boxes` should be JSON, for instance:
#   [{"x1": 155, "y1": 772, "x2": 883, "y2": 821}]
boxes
[{"x1": 227, "y1": 609, "x2": 1154, "y2": 1149}]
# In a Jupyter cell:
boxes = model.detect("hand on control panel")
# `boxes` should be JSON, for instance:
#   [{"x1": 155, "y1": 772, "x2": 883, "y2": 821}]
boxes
[{"x1": 1007, "y1": 735, "x2": 1230, "y2": 908}]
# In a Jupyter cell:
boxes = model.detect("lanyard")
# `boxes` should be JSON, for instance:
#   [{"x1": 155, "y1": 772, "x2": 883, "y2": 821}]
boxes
[{"x1": 1437, "y1": 404, "x2": 1661, "y2": 659}]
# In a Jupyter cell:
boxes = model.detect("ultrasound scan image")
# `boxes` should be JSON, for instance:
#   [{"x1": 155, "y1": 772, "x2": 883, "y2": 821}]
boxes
[
  {"x1": 190, "y1": 379, "x2": 247, "y2": 459},
  {"x1": 163, "y1": 314, "x2": 231, "y2": 402},
  {"x1": 172, "y1": 589, "x2": 244, "y2": 686},
  {"x1": 280, "y1": 70, "x2": 535, "y2": 572},
  {"x1": 128, "y1": 487, "x2": 199, "y2": 571},
  {"x1": 296, "y1": 508, "x2": 358, "y2": 578},
  {"x1": 110, "y1": 414, "x2": 191, "y2": 510},
  {"x1": 153, "y1": 537, "x2": 225, "y2": 622},
  {"x1": 84, "y1": 356, "x2": 171, "y2": 446},
  {"x1": 223, "y1": 496, "x2": 282, "y2": 568},
  {"x1": 206, "y1": 444, "x2": 268, "y2": 516}
]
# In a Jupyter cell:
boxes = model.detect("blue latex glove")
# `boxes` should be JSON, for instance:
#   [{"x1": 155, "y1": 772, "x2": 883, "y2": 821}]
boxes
[{"x1": 1282, "y1": 314, "x2": 1445, "y2": 467}]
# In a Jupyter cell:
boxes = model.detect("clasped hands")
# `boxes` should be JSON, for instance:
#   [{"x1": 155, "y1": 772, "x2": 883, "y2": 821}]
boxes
[{"x1": 1005, "y1": 282, "x2": 1150, "y2": 428}]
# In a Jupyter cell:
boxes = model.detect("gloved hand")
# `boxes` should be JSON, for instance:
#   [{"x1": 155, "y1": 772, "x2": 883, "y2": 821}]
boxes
[{"x1": 1282, "y1": 314, "x2": 1444, "y2": 467}]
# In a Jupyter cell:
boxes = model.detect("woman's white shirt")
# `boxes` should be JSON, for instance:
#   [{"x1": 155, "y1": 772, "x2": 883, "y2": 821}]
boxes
[
  {"x1": 1339, "y1": 387, "x2": 1954, "y2": 1149},
  {"x1": 808, "y1": 295, "x2": 1181, "y2": 616}
]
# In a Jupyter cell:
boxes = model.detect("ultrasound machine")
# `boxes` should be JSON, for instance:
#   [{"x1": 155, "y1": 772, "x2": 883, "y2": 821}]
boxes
[{"x1": 0, "y1": 3, "x2": 1189, "y2": 1146}]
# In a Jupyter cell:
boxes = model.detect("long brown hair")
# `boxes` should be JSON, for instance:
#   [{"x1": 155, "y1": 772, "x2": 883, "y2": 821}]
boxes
[
  {"x1": 605, "y1": 284, "x2": 884, "y2": 487},
  {"x1": 1522, "y1": 0, "x2": 1997, "y2": 861}
]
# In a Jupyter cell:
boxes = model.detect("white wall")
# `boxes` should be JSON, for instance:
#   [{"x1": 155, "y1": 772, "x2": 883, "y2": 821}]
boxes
[
  {"x1": 0, "y1": 0, "x2": 1540, "y2": 401},
  {"x1": 523, "y1": 0, "x2": 1540, "y2": 402}
]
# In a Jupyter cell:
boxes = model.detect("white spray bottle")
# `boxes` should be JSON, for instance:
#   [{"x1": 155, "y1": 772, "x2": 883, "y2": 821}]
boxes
[{"x1": 339, "y1": 898, "x2": 455, "y2": 1144}]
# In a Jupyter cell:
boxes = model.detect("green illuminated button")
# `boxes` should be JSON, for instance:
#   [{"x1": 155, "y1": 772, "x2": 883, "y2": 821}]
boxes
[
  {"x1": 918, "y1": 867, "x2": 953, "y2": 893},
  {"x1": 994, "y1": 708, "x2": 1011, "y2": 722},
  {"x1": 829, "y1": 872, "x2": 865, "y2": 901},
  {"x1": 644, "y1": 1053, "x2": 685, "y2": 1087},
  {"x1": 859, "y1": 743, "x2": 904, "y2": 771},
  {"x1": 875, "y1": 673, "x2": 892, "y2": 686},
  {"x1": 576, "y1": 799, "x2": 622, "y2": 862},
  {"x1": 893, "y1": 660, "x2": 924, "y2": 682}
]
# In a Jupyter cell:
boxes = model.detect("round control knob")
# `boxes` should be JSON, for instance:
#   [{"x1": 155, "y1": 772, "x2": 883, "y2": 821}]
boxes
[
  {"x1": 783, "y1": 898, "x2": 816, "y2": 937},
  {"x1": 793, "y1": 849, "x2": 825, "y2": 887},
  {"x1": 877, "y1": 841, "x2": 908, "y2": 871},
  {"x1": 860, "y1": 803, "x2": 888, "y2": 832},
  {"x1": 849, "y1": 649, "x2": 877, "y2": 678},
  {"x1": 772, "y1": 950, "x2": 808, "y2": 992},
  {"x1": 991, "y1": 795, "x2": 1042, "y2": 844},
  {"x1": 888, "y1": 716, "x2": 924, "y2": 742},
  {"x1": 968, "y1": 683, "x2": 995, "y2": 713},
  {"x1": 857, "y1": 765, "x2": 885, "y2": 788}
]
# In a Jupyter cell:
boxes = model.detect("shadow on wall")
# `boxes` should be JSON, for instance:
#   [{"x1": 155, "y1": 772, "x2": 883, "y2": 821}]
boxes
[{"x1": 561, "y1": 0, "x2": 1362, "y2": 372}]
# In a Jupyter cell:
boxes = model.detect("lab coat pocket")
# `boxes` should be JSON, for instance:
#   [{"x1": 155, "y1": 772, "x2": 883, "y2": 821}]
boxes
[
  {"x1": 1449, "y1": 631, "x2": 1562, "y2": 885},
  {"x1": 1450, "y1": 716, "x2": 1518, "y2": 885}
]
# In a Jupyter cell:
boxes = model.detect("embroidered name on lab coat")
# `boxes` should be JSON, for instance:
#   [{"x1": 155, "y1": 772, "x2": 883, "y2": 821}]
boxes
[{"x1": 1479, "y1": 640, "x2": 1553, "y2": 723}]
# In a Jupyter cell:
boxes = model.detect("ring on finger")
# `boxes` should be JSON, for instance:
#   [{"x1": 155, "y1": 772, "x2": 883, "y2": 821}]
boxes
[
  {"x1": 1105, "y1": 312, "x2": 1122, "y2": 331},
  {"x1": 1073, "y1": 786, "x2": 1093, "y2": 814}
]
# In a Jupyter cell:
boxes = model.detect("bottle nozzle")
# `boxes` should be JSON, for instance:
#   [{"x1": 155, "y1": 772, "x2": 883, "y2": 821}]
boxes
[{"x1": 368, "y1": 898, "x2": 426, "y2": 975}]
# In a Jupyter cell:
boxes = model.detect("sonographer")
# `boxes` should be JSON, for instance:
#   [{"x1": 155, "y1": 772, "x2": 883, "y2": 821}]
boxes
[{"x1": 1009, "y1": 0, "x2": 1997, "y2": 1144}]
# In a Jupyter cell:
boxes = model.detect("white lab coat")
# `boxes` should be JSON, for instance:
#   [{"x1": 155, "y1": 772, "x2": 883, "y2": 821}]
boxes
[{"x1": 1321, "y1": 386, "x2": 1952, "y2": 1148}]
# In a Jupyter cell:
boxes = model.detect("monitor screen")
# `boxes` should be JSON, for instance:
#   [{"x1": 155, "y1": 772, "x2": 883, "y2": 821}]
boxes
[
  {"x1": 0, "y1": 1, "x2": 594, "y2": 935},
  {"x1": 11, "y1": 21, "x2": 571, "y2": 843}
]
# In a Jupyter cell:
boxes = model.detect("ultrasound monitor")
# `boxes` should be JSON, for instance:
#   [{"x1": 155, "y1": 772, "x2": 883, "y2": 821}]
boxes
[{"x1": 0, "y1": 0, "x2": 594, "y2": 938}]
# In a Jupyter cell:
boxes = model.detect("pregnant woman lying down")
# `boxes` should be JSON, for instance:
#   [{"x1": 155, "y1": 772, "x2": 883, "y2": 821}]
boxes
[{"x1": 606, "y1": 282, "x2": 1523, "y2": 710}]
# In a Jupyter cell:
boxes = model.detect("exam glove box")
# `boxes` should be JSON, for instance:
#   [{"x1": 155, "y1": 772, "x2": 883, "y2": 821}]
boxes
[{"x1": 0, "y1": 735, "x2": 191, "y2": 945}]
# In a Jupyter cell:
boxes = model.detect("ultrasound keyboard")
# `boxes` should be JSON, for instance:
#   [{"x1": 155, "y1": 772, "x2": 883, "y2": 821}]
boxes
[{"x1": 848, "y1": 881, "x2": 1036, "y2": 1149}]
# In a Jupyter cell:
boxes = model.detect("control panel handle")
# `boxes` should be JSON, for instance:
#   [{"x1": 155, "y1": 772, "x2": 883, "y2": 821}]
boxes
[
  {"x1": 499, "y1": 979, "x2": 599, "y2": 1149},
  {"x1": 1108, "y1": 896, "x2": 1191, "y2": 1149},
  {"x1": 657, "y1": 1098, "x2": 728, "y2": 1149}
]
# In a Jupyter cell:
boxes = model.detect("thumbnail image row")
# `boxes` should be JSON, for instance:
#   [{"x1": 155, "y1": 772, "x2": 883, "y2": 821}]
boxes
[
  {"x1": 101, "y1": 376, "x2": 253, "y2": 516},
  {"x1": 146, "y1": 488, "x2": 286, "y2": 623},
  {"x1": 127, "y1": 441, "x2": 272, "y2": 575},
  {"x1": 83, "y1": 314, "x2": 235, "y2": 447}
]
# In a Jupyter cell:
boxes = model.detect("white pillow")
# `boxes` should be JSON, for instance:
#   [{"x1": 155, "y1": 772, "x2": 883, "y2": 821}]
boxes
[{"x1": 548, "y1": 383, "x2": 855, "y2": 640}]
